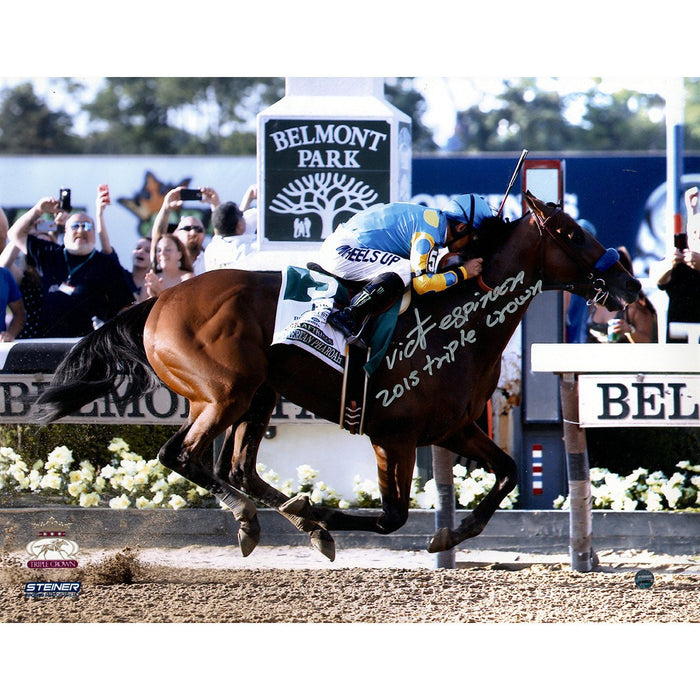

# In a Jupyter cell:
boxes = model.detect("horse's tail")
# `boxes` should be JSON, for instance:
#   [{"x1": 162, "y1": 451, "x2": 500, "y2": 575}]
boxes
[{"x1": 34, "y1": 297, "x2": 160, "y2": 424}]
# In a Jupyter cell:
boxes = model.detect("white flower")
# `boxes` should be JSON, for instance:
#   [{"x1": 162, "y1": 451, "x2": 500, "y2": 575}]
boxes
[
  {"x1": 660, "y1": 483, "x2": 683, "y2": 509},
  {"x1": 135, "y1": 496, "x2": 155, "y2": 509},
  {"x1": 39, "y1": 472, "x2": 62, "y2": 490},
  {"x1": 309, "y1": 487, "x2": 326, "y2": 504},
  {"x1": 297, "y1": 464, "x2": 319, "y2": 483},
  {"x1": 109, "y1": 494, "x2": 131, "y2": 509},
  {"x1": 553, "y1": 495, "x2": 569, "y2": 510},
  {"x1": 453, "y1": 464, "x2": 467, "y2": 478},
  {"x1": 458, "y1": 479, "x2": 484, "y2": 508},
  {"x1": 338, "y1": 499, "x2": 351, "y2": 509},
  {"x1": 100, "y1": 465, "x2": 117, "y2": 479},
  {"x1": 167, "y1": 471, "x2": 185, "y2": 485},
  {"x1": 168, "y1": 494, "x2": 187, "y2": 510},
  {"x1": 108, "y1": 437, "x2": 129, "y2": 453},
  {"x1": 28, "y1": 469, "x2": 42, "y2": 490},
  {"x1": 259, "y1": 468, "x2": 280, "y2": 484},
  {"x1": 68, "y1": 481, "x2": 86, "y2": 498},
  {"x1": 45, "y1": 446, "x2": 73, "y2": 472},
  {"x1": 150, "y1": 478, "x2": 168, "y2": 493},
  {"x1": 415, "y1": 479, "x2": 437, "y2": 509},
  {"x1": 79, "y1": 492, "x2": 101, "y2": 507},
  {"x1": 644, "y1": 489, "x2": 664, "y2": 512}
]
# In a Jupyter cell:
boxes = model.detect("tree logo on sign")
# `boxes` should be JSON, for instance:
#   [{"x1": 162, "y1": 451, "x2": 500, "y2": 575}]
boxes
[{"x1": 270, "y1": 173, "x2": 379, "y2": 239}]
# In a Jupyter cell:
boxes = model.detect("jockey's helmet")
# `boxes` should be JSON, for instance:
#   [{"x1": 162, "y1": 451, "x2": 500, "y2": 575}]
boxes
[{"x1": 442, "y1": 194, "x2": 492, "y2": 237}]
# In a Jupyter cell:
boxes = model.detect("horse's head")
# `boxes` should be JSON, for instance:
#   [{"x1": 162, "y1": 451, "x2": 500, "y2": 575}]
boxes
[{"x1": 523, "y1": 191, "x2": 641, "y2": 311}]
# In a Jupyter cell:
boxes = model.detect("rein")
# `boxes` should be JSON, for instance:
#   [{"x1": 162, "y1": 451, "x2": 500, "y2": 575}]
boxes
[{"x1": 528, "y1": 205, "x2": 619, "y2": 306}]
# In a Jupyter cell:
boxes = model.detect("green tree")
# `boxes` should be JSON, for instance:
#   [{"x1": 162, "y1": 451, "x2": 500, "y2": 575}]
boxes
[
  {"x1": 0, "y1": 82, "x2": 78, "y2": 153},
  {"x1": 447, "y1": 78, "x2": 666, "y2": 152},
  {"x1": 80, "y1": 77, "x2": 284, "y2": 155},
  {"x1": 384, "y1": 77, "x2": 437, "y2": 152}
]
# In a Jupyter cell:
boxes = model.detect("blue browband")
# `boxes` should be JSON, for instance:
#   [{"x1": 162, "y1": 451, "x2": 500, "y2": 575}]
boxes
[{"x1": 594, "y1": 248, "x2": 619, "y2": 272}]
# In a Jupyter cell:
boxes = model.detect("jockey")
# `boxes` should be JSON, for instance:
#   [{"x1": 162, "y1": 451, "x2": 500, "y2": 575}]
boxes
[{"x1": 318, "y1": 194, "x2": 492, "y2": 345}]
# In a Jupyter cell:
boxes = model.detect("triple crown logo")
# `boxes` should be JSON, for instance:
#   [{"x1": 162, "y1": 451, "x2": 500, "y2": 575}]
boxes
[{"x1": 26, "y1": 517, "x2": 79, "y2": 569}]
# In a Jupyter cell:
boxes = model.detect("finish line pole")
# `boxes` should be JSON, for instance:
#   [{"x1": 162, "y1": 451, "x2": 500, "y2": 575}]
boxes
[
  {"x1": 559, "y1": 372, "x2": 597, "y2": 572},
  {"x1": 432, "y1": 445, "x2": 456, "y2": 569}
]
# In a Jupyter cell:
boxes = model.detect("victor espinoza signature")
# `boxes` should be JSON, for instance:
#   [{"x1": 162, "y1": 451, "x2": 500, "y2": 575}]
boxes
[{"x1": 375, "y1": 272, "x2": 542, "y2": 408}]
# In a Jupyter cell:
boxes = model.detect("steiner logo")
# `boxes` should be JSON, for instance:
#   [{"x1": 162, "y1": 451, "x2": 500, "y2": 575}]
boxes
[{"x1": 24, "y1": 582, "x2": 82, "y2": 598}]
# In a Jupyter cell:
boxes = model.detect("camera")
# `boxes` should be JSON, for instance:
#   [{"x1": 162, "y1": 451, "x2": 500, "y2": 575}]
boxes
[
  {"x1": 180, "y1": 188, "x2": 203, "y2": 201},
  {"x1": 674, "y1": 233, "x2": 688, "y2": 250},
  {"x1": 59, "y1": 187, "x2": 72, "y2": 212}
]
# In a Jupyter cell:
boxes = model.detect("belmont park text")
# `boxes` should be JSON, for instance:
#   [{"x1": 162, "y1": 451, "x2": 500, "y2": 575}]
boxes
[{"x1": 376, "y1": 271, "x2": 542, "y2": 407}]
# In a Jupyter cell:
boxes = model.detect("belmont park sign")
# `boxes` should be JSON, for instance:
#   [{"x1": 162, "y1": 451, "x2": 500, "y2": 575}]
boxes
[
  {"x1": 579, "y1": 374, "x2": 700, "y2": 427},
  {"x1": 262, "y1": 118, "x2": 395, "y2": 242}
]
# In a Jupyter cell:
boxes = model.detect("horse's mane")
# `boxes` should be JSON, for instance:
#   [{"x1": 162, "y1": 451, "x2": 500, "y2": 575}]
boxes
[{"x1": 464, "y1": 214, "x2": 520, "y2": 260}]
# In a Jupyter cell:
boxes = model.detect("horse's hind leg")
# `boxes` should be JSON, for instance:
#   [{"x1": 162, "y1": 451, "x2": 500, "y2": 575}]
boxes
[
  {"x1": 218, "y1": 384, "x2": 336, "y2": 561},
  {"x1": 159, "y1": 411, "x2": 260, "y2": 556},
  {"x1": 427, "y1": 423, "x2": 517, "y2": 553}
]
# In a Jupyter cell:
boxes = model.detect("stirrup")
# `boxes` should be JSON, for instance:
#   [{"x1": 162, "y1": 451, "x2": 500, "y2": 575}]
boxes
[
  {"x1": 328, "y1": 310, "x2": 368, "y2": 349},
  {"x1": 346, "y1": 316, "x2": 371, "y2": 349}
]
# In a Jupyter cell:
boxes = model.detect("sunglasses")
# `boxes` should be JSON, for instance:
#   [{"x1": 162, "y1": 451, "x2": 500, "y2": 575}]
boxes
[
  {"x1": 69, "y1": 221, "x2": 94, "y2": 232},
  {"x1": 178, "y1": 225, "x2": 204, "y2": 233}
]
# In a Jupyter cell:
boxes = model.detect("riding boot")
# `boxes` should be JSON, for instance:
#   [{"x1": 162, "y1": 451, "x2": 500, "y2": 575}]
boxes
[{"x1": 328, "y1": 272, "x2": 405, "y2": 346}]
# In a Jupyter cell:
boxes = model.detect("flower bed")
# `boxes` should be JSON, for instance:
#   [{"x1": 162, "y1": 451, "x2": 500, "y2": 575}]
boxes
[{"x1": 1, "y1": 438, "x2": 698, "y2": 513}]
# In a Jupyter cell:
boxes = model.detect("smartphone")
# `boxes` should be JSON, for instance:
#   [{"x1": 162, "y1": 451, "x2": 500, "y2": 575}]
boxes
[
  {"x1": 674, "y1": 233, "x2": 688, "y2": 250},
  {"x1": 35, "y1": 219, "x2": 57, "y2": 234},
  {"x1": 180, "y1": 188, "x2": 203, "y2": 201},
  {"x1": 98, "y1": 183, "x2": 111, "y2": 204},
  {"x1": 59, "y1": 187, "x2": 72, "y2": 212}
]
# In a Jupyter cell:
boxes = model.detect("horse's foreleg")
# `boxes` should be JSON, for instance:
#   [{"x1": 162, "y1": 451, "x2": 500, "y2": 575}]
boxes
[
  {"x1": 280, "y1": 441, "x2": 416, "y2": 535},
  {"x1": 427, "y1": 423, "x2": 517, "y2": 553}
]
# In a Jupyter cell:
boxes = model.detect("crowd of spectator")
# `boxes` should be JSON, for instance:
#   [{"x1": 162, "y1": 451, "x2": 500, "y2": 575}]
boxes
[
  {"x1": 0, "y1": 182, "x2": 258, "y2": 340},
  {"x1": 1, "y1": 180, "x2": 698, "y2": 344}
]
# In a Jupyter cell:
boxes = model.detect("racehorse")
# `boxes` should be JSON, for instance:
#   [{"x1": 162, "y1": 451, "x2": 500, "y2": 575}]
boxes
[{"x1": 36, "y1": 193, "x2": 641, "y2": 561}]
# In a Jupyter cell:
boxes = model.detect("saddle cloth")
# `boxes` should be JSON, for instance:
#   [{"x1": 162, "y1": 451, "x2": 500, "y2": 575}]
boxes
[{"x1": 271, "y1": 266, "x2": 400, "y2": 375}]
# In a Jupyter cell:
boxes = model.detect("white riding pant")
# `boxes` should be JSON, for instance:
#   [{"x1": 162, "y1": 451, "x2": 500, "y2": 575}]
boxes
[{"x1": 318, "y1": 228, "x2": 412, "y2": 285}]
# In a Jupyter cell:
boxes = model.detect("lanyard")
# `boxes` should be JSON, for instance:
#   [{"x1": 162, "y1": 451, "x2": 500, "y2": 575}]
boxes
[{"x1": 63, "y1": 248, "x2": 96, "y2": 282}]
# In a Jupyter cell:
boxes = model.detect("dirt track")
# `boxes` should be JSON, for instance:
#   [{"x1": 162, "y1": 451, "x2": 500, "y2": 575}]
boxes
[{"x1": 1, "y1": 547, "x2": 698, "y2": 623}]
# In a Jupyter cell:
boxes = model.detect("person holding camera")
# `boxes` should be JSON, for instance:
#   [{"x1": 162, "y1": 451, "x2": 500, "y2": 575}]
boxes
[
  {"x1": 151, "y1": 185, "x2": 220, "y2": 275},
  {"x1": 7, "y1": 195, "x2": 134, "y2": 337},
  {"x1": 94, "y1": 184, "x2": 152, "y2": 301},
  {"x1": 657, "y1": 186, "x2": 700, "y2": 341}
]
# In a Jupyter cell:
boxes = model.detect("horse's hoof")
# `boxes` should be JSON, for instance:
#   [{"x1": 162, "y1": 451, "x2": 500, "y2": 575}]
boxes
[
  {"x1": 309, "y1": 528, "x2": 336, "y2": 562},
  {"x1": 427, "y1": 527, "x2": 456, "y2": 553},
  {"x1": 279, "y1": 493, "x2": 313, "y2": 518},
  {"x1": 237, "y1": 517, "x2": 261, "y2": 557}
]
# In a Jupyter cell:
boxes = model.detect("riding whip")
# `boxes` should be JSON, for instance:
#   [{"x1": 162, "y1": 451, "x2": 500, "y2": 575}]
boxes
[{"x1": 496, "y1": 148, "x2": 529, "y2": 218}]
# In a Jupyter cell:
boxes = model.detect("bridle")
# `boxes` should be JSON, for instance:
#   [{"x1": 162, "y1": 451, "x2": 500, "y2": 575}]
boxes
[{"x1": 528, "y1": 202, "x2": 620, "y2": 307}]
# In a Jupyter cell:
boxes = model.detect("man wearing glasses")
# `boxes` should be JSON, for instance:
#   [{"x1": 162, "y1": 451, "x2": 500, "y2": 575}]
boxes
[
  {"x1": 7, "y1": 197, "x2": 134, "y2": 337},
  {"x1": 151, "y1": 186, "x2": 221, "y2": 275}
]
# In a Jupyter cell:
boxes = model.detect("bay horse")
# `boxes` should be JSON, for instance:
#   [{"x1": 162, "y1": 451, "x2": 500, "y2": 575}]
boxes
[{"x1": 36, "y1": 193, "x2": 640, "y2": 561}]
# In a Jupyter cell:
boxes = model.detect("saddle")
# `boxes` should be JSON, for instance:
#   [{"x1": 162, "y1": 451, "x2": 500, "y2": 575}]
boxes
[{"x1": 305, "y1": 262, "x2": 410, "y2": 434}]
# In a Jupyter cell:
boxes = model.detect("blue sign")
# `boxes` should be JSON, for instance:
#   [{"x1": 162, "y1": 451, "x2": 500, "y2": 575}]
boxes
[{"x1": 412, "y1": 153, "x2": 700, "y2": 276}]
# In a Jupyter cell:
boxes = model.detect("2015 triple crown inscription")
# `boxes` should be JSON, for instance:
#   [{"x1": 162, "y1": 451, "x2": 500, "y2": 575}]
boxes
[{"x1": 376, "y1": 271, "x2": 542, "y2": 408}]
